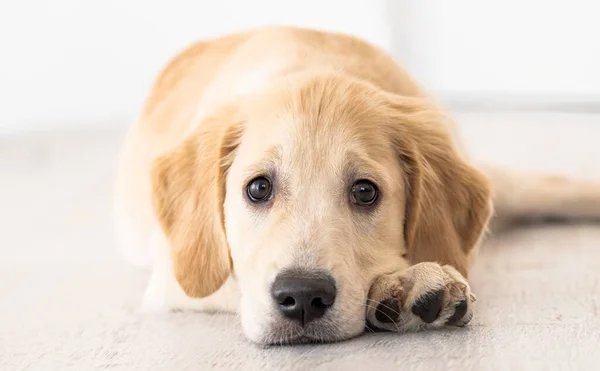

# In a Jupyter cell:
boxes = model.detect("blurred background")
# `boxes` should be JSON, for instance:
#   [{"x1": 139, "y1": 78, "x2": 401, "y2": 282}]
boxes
[
  {"x1": 1, "y1": 0, "x2": 599, "y2": 135},
  {"x1": 2, "y1": 1, "x2": 600, "y2": 369}
]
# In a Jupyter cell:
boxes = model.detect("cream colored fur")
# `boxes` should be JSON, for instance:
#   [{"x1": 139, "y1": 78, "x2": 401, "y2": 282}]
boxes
[{"x1": 114, "y1": 26, "x2": 600, "y2": 344}]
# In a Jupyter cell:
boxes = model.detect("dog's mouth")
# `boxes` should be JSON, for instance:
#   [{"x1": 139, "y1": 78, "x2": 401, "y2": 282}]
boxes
[
  {"x1": 259, "y1": 320, "x2": 354, "y2": 346},
  {"x1": 261, "y1": 328, "x2": 339, "y2": 346},
  {"x1": 259, "y1": 317, "x2": 396, "y2": 345},
  {"x1": 265, "y1": 334, "x2": 332, "y2": 346}
]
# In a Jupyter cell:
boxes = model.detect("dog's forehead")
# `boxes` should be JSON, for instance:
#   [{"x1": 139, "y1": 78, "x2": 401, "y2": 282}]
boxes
[{"x1": 238, "y1": 110, "x2": 390, "y2": 175}]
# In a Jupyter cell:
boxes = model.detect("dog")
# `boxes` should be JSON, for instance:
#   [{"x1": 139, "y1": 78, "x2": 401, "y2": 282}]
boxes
[{"x1": 114, "y1": 26, "x2": 600, "y2": 344}]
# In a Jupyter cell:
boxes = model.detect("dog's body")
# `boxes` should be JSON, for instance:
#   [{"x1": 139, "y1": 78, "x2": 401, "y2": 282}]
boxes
[{"x1": 114, "y1": 26, "x2": 600, "y2": 344}]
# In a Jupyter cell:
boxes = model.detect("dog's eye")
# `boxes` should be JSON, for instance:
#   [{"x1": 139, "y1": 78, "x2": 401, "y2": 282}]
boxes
[
  {"x1": 247, "y1": 176, "x2": 273, "y2": 202},
  {"x1": 351, "y1": 180, "x2": 378, "y2": 206}
]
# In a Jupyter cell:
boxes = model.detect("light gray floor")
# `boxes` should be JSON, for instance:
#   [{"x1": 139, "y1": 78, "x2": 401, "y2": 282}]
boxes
[{"x1": 1, "y1": 112, "x2": 600, "y2": 370}]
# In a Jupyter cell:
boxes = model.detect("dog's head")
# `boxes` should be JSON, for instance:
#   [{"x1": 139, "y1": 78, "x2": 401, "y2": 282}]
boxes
[{"x1": 151, "y1": 74, "x2": 492, "y2": 344}]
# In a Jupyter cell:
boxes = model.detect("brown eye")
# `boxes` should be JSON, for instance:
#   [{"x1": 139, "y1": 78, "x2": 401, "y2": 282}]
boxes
[
  {"x1": 351, "y1": 180, "x2": 378, "y2": 206},
  {"x1": 247, "y1": 176, "x2": 272, "y2": 202}
]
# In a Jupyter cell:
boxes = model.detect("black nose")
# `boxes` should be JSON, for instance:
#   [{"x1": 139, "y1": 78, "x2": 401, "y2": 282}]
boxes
[{"x1": 270, "y1": 270, "x2": 336, "y2": 326}]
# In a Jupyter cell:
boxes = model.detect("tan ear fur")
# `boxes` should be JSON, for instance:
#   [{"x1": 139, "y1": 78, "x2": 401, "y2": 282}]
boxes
[
  {"x1": 386, "y1": 96, "x2": 493, "y2": 276},
  {"x1": 151, "y1": 108, "x2": 244, "y2": 298}
]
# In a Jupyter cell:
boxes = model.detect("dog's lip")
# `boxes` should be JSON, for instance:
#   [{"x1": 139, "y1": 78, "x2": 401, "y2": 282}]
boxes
[
  {"x1": 263, "y1": 332, "x2": 339, "y2": 346},
  {"x1": 261, "y1": 323, "x2": 344, "y2": 346}
]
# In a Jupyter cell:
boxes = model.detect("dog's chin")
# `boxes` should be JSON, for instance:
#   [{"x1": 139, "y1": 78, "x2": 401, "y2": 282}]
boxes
[{"x1": 248, "y1": 318, "x2": 365, "y2": 346}]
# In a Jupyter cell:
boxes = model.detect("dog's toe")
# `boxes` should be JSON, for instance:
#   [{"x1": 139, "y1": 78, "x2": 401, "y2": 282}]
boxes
[{"x1": 445, "y1": 299, "x2": 469, "y2": 326}]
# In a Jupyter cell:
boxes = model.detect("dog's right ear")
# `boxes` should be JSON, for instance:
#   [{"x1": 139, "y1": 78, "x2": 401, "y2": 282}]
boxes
[
  {"x1": 150, "y1": 107, "x2": 244, "y2": 298},
  {"x1": 384, "y1": 95, "x2": 493, "y2": 277}
]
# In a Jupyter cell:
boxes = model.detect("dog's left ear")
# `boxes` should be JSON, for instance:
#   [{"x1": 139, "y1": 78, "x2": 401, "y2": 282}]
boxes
[
  {"x1": 385, "y1": 96, "x2": 494, "y2": 276},
  {"x1": 150, "y1": 105, "x2": 244, "y2": 298}
]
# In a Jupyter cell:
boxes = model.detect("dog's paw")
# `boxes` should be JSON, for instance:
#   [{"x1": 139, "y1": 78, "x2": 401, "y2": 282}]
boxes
[{"x1": 366, "y1": 262, "x2": 475, "y2": 332}]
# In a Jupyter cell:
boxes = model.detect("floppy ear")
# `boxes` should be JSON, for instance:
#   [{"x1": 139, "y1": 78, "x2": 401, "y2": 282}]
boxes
[
  {"x1": 386, "y1": 97, "x2": 493, "y2": 276},
  {"x1": 150, "y1": 108, "x2": 244, "y2": 298}
]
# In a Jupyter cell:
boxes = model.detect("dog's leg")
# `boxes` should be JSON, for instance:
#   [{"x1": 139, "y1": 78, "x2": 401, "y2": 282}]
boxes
[{"x1": 366, "y1": 262, "x2": 475, "y2": 332}]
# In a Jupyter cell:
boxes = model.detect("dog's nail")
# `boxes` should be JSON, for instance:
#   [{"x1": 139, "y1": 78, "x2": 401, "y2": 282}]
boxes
[{"x1": 375, "y1": 299, "x2": 400, "y2": 323}]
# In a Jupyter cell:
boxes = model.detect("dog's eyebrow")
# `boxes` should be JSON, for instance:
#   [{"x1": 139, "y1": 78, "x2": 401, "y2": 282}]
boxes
[
  {"x1": 242, "y1": 145, "x2": 283, "y2": 179},
  {"x1": 264, "y1": 145, "x2": 283, "y2": 162},
  {"x1": 344, "y1": 151, "x2": 394, "y2": 187}
]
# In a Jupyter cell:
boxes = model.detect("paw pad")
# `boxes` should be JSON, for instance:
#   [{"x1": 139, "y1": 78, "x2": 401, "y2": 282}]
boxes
[
  {"x1": 411, "y1": 289, "x2": 444, "y2": 323},
  {"x1": 375, "y1": 299, "x2": 400, "y2": 323}
]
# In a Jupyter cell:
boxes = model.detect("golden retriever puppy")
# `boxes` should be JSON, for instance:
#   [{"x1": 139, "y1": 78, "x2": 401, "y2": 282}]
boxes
[{"x1": 114, "y1": 26, "x2": 600, "y2": 344}]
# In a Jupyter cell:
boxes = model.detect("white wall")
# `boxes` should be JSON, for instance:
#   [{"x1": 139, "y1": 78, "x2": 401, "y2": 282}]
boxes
[
  {"x1": 388, "y1": 1, "x2": 600, "y2": 103},
  {"x1": 0, "y1": 0, "x2": 390, "y2": 134},
  {"x1": 1, "y1": 1, "x2": 599, "y2": 134}
]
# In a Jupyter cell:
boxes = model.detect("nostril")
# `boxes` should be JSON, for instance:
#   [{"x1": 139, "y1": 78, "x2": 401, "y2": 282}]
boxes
[
  {"x1": 280, "y1": 296, "x2": 296, "y2": 307},
  {"x1": 311, "y1": 297, "x2": 329, "y2": 309}
]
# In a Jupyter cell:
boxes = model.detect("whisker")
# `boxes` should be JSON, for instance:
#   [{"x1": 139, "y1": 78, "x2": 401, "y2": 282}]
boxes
[
  {"x1": 365, "y1": 298, "x2": 401, "y2": 317},
  {"x1": 341, "y1": 296, "x2": 401, "y2": 332}
]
